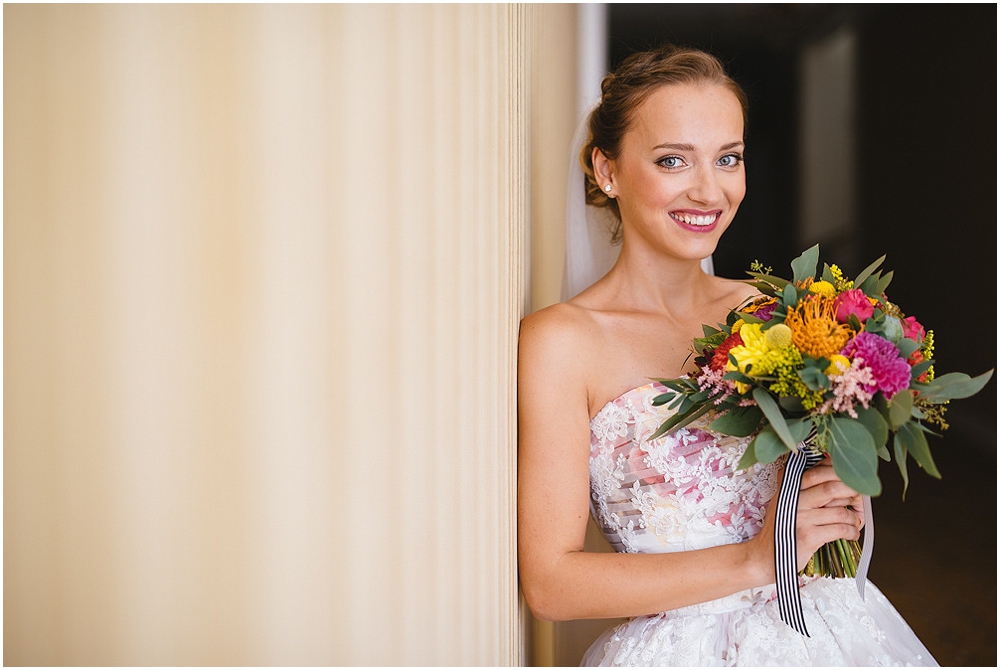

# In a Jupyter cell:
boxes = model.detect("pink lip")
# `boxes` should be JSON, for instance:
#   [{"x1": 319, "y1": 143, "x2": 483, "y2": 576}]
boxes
[{"x1": 669, "y1": 209, "x2": 722, "y2": 233}]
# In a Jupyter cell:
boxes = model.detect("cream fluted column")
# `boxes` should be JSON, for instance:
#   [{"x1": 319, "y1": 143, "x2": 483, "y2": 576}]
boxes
[{"x1": 4, "y1": 5, "x2": 524, "y2": 665}]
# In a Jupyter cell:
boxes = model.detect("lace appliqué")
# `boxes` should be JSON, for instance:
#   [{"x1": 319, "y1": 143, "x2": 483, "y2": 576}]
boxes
[
  {"x1": 583, "y1": 383, "x2": 937, "y2": 667},
  {"x1": 589, "y1": 383, "x2": 777, "y2": 554}
]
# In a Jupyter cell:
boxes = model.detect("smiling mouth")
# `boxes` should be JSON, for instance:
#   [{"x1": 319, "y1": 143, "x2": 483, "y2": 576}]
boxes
[{"x1": 670, "y1": 212, "x2": 719, "y2": 227}]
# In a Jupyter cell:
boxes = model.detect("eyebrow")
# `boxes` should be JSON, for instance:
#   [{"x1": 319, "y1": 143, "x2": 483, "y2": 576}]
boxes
[{"x1": 653, "y1": 141, "x2": 745, "y2": 151}]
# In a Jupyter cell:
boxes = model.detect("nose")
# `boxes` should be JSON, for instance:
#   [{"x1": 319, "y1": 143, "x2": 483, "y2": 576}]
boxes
[{"x1": 687, "y1": 165, "x2": 723, "y2": 205}]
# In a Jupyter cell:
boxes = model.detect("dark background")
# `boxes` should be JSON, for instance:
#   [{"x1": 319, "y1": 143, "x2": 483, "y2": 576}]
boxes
[{"x1": 609, "y1": 4, "x2": 996, "y2": 665}]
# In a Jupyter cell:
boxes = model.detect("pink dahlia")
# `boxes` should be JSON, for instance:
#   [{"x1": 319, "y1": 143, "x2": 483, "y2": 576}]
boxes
[{"x1": 841, "y1": 332, "x2": 911, "y2": 399}]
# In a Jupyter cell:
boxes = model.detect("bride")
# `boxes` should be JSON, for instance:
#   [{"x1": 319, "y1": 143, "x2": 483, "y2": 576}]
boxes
[{"x1": 517, "y1": 45, "x2": 936, "y2": 666}]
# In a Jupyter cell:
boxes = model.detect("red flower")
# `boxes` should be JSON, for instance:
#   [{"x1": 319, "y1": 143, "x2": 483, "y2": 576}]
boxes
[
  {"x1": 710, "y1": 331, "x2": 744, "y2": 371},
  {"x1": 901, "y1": 316, "x2": 925, "y2": 344}
]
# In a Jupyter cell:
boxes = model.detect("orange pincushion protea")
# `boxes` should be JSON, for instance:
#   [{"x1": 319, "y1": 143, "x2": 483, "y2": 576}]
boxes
[{"x1": 784, "y1": 296, "x2": 852, "y2": 360}]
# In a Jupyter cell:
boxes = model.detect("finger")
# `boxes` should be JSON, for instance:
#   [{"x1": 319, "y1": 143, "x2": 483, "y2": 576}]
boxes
[
  {"x1": 799, "y1": 479, "x2": 862, "y2": 509},
  {"x1": 801, "y1": 463, "x2": 845, "y2": 488},
  {"x1": 798, "y1": 506, "x2": 864, "y2": 536}
]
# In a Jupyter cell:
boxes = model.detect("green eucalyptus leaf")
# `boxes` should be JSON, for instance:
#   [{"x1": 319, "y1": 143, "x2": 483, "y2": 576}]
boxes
[
  {"x1": 898, "y1": 421, "x2": 941, "y2": 478},
  {"x1": 737, "y1": 441, "x2": 759, "y2": 470},
  {"x1": 917, "y1": 370, "x2": 995, "y2": 402},
  {"x1": 827, "y1": 417, "x2": 881, "y2": 496},
  {"x1": 876, "y1": 443, "x2": 891, "y2": 461},
  {"x1": 790, "y1": 244, "x2": 820, "y2": 284},
  {"x1": 874, "y1": 393, "x2": 890, "y2": 421},
  {"x1": 821, "y1": 263, "x2": 836, "y2": 284},
  {"x1": 702, "y1": 324, "x2": 725, "y2": 338},
  {"x1": 887, "y1": 389, "x2": 913, "y2": 429},
  {"x1": 893, "y1": 433, "x2": 910, "y2": 498},
  {"x1": 782, "y1": 283, "x2": 799, "y2": 309},
  {"x1": 708, "y1": 405, "x2": 764, "y2": 437},
  {"x1": 746, "y1": 272, "x2": 791, "y2": 290},
  {"x1": 748, "y1": 282, "x2": 779, "y2": 297},
  {"x1": 854, "y1": 405, "x2": 889, "y2": 451},
  {"x1": 854, "y1": 254, "x2": 886, "y2": 288},
  {"x1": 896, "y1": 338, "x2": 920, "y2": 359},
  {"x1": 694, "y1": 333, "x2": 728, "y2": 352},
  {"x1": 786, "y1": 417, "x2": 814, "y2": 444},
  {"x1": 651, "y1": 392, "x2": 674, "y2": 406},
  {"x1": 778, "y1": 395, "x2": 806, "y2": 413},
  {"x1": 752, "y1": 388, "x2": 797, "y2": 450},
  {"x1": 722, "y1": 371, "x2": 754, "y2": 385},
  {"x1": 875, "y1": 270, "x2": 894, "y2": 295},
  {"x1": 649, "y1": 403, "x2": 713, "y2": 440},
  {"x1": 859, "y1": 274, "x2": 880, "y2": 298},
  {"x1": 798, "y1": 366, "x2": 830, "y2": 391},
  {"x1": 910, "y1": 360, "x2": 934, "y2": 381},
  {"x1": 751, "y1": 426, "x2": 790, "y2": 464}
]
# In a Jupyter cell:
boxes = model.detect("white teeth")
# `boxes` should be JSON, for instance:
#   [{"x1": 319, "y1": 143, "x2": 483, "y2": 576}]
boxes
[{"x1": 673, "y1": 213, "x2": 716, "y2": 226}]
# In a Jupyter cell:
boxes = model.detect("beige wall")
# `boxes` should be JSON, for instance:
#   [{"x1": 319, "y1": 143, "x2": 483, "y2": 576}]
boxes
[{"x1": 4, "y1": 4, "x2": 546, "y2": 665}]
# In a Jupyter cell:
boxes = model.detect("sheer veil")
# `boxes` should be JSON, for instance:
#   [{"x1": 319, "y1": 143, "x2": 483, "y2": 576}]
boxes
[{"x1": 561, "y1": 104, "x2": 714, "y2": 301}]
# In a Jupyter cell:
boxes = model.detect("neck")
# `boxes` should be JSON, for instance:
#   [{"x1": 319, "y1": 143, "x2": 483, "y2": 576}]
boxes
[{"x1": 603, "y1": 239, "x2": 714, "y2": 314}]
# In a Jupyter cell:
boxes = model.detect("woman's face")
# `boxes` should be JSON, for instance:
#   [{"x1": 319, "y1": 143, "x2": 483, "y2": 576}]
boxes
[{"x1": 600, "y1": 83, "x2": 746, "y2": 263}]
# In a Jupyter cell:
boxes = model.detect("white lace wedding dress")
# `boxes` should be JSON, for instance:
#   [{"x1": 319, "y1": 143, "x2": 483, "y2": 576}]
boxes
[{"x1": 583, "y1": 382, "x2": 937, "y2": 667}]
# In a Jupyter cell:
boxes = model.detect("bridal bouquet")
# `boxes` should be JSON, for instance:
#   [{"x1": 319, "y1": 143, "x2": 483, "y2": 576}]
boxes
[{"x1": 651, "y1": 245, "x2": 992, "y2": 578}]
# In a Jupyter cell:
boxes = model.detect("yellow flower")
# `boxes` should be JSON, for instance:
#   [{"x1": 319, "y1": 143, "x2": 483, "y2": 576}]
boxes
[
  {"x1": 784, "y1": 296, "x2": 852, "y2": 360},
  {"x1": 731, "y1": 318, "x2": 745, "y2": 335},
  {"x1": 829, "y1": 264, "x2": 854, "y2": 292},
  {"x1": 764, "y1": 323, "x2": 793, "y2": 349},
  {"x1": 726, "y1": 323, "x2": 771, "y2": 377},
  {"x1": 826, "y1": 354, "x2": 850, "y2": 375},
  {"x1": 808, "y1": 280, "x2": 836, "y2": 297}
]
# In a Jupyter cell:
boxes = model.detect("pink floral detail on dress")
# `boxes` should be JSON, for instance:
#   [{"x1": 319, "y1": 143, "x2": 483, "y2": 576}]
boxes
[{"x1": 589, "y1": 382, "x2": 778, "y2": 554}]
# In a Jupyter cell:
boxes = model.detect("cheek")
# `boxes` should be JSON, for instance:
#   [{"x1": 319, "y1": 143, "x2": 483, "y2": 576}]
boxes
[{"x1": 727, "y1": 175, "x2": 747, "y2": 205}]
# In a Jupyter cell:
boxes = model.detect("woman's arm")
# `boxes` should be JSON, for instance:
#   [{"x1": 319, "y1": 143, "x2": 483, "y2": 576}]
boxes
[{"x1": 516, "y1": 308, "x2": 863, "y2": 622}]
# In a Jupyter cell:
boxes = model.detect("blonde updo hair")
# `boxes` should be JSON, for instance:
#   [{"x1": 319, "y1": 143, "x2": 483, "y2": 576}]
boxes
[{"x1": 582, "y1": 45, "x2": 749, "y2": 243}]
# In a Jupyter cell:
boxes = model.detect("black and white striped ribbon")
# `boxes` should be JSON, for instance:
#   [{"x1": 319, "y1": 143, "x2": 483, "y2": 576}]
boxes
[{"x1": 774, "y1": 443, "x2": 873, "y2": 636}]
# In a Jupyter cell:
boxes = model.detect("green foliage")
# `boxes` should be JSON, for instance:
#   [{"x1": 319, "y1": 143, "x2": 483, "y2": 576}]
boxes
[
  {"x1": 853, "y1": 254, "x2": 886, "y2": 288},
  {"x1": 898, "y1": 421, "x2": 941, "y2": 479},
  {"x1": 854, "y1": 405, "x2": 889, "y2": 454},
  {"x1": 646, "y1": 244, "x2": 993, "y2": 502},
  {"x1": 896, "y1": 338, "x2": 920, "y2": 359},
  {"x1": 709, "y1": 405, "x2": 763, "y2": 437},
  {"x1": 753, "y1": 388, "x2": 797, "y2": 450},
  {"x1": 749, "y1": 425, "x2": 790, "y2": 464},
  {"x1": 797, "y1": 360, "x2": 830, "y2": 392},
  {"x1": 917, "y1": 370, "x2": 994, "y2": 402},
  {"x1": 790, "y1": 244, "x2": 820, "y2": 284},
  {"x1": 826, "y1": 417, "x2": 881, "y2": 496},
  {"x1": 781, "y1": 283, "x2": 799, "y2": 310},
  {"x1": 887, "y1": 390, "x2": 913, "y2": 429}
]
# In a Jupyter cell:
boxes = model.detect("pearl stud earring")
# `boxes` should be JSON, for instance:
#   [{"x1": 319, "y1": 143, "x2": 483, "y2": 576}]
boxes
[{"x1": 604, "y1": 184, "x2": 612, "y2": 192}]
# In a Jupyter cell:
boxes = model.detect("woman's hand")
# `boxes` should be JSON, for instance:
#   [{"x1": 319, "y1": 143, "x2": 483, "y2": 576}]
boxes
[
  {"x1": 795, "y1": 457, "x2": 864, "y2": 569},
  {"x1": 750, "y1": 456, "x2": 865, "y2": 579}
]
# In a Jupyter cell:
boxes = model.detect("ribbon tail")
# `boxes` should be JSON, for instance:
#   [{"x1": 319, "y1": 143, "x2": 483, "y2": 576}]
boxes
[
  {"x1": 855, "y1": 494, "x2": 874, "y2": 599},
  {"x1": 774, "y1": 448, "x2": 810, "y2": 636}
]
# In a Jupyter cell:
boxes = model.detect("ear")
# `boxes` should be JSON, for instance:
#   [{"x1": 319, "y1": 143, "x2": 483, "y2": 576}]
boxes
[{"x1": 592, "y1": 147, "x2": 615, "y2": 189}]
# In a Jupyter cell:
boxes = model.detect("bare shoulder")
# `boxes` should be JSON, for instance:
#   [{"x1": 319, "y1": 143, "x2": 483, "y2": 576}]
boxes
[
  {"x1": 518, "y1": 301, "x2": 602, "y2": 392},
  {"x1": 520, "y1": 301, "x2": 600, "y2": 355},
  {"x1": 711, "y1": 275, "x2": 760, "y2": 310}
]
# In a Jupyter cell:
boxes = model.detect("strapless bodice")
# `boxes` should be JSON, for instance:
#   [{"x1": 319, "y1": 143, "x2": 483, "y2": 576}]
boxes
[{"x1": 589, "y1": 382, "x2": 779, "y2": 554}]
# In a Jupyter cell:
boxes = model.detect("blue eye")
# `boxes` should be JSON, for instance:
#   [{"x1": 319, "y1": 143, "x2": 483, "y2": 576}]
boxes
[
  {"x1": 657, "y1": 156, "x2": 684, "y2": 169},
  {"x1": 718, "y1": 153, "x2": 744, "y2": 167}
]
